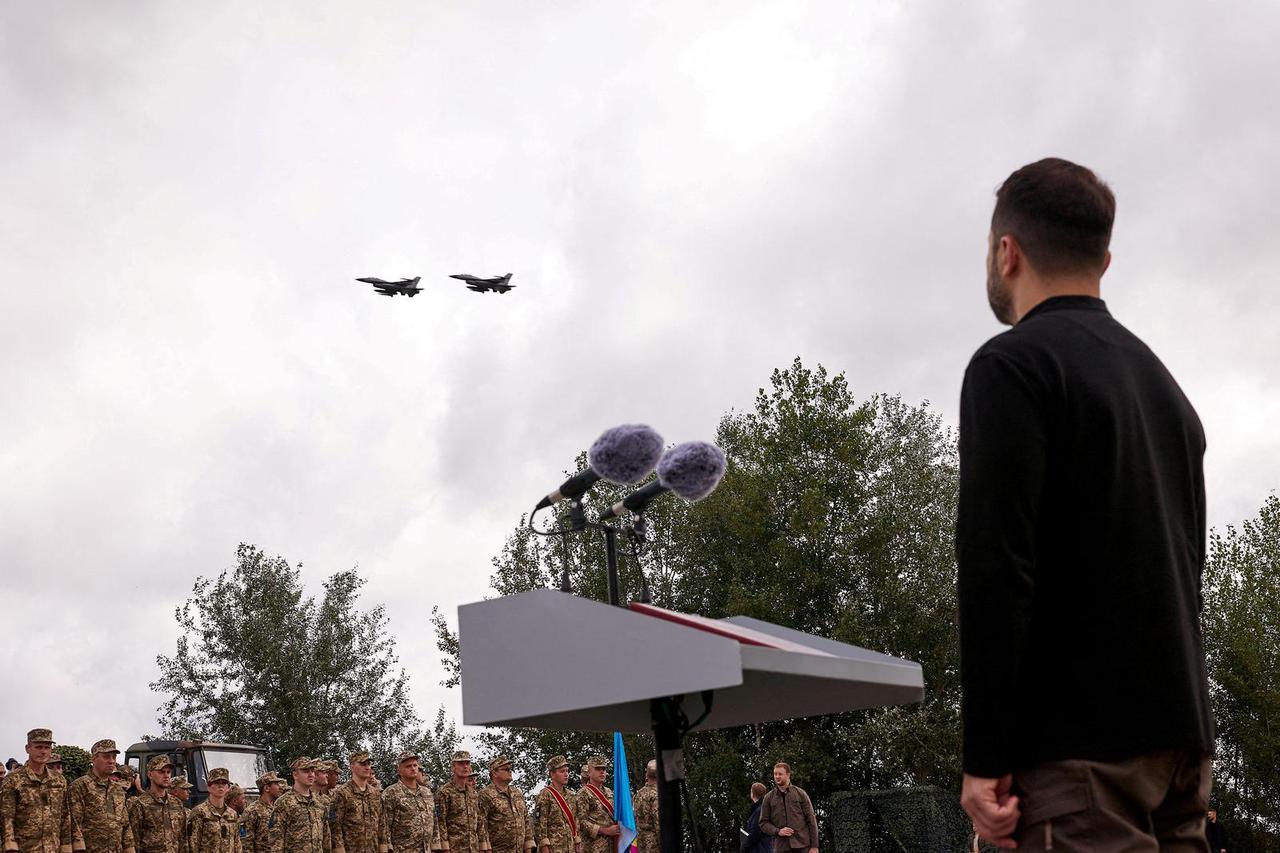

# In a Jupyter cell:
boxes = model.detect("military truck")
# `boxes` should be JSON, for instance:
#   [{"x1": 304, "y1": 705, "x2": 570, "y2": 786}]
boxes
[{"x1": 124, "y1": 740, "x2": 269, "y2": 807}]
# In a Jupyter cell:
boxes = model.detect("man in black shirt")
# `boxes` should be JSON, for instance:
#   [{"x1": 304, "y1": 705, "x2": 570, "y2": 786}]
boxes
[{"x1": 957, "y1": 158, "x2": 1214, "y2": 851}]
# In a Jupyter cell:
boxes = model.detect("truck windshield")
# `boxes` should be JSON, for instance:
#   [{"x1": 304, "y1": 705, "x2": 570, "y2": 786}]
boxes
[{"x1": 201, "y1": 749, "x2": 266, "y2": 790}]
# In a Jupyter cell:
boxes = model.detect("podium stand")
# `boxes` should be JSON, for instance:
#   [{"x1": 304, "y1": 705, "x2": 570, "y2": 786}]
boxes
[{"x1": 459, "y1": 589, "x2": 925, "y2": 852}]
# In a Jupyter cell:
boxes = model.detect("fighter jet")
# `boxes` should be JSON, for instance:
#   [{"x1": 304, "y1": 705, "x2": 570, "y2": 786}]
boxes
[
  {"x1": 450, "y1": 273, "x2": 515, "y2": 294},
  {"x1": 356, "y1": 276, "x2": 423, "y2": 297}
]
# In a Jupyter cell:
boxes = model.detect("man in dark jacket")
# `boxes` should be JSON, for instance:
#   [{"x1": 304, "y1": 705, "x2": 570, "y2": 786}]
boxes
[
  {"x1": 1205, "y1": 810, "x2": 1228, "y2": 853},
  {"x1": 958, "y1": 158, "x2": 1213, "y2": 851},
  {"x1": 757, "y1": 764, "x2": 818, "y2": 853},
  {"x1": 739, "y1": 783, "x2": 770, "y2": 853}
]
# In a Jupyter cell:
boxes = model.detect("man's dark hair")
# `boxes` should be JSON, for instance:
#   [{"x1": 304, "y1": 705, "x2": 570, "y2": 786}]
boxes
[
  {"x1": 773, "y1": 761, "x2": 791, "y2": 773},
  {"x1": 992, "y1": 157, "x2": 1115, "y2": 276}
]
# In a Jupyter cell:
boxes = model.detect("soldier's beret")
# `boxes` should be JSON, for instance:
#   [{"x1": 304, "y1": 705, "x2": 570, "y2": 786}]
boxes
[
  {"x1": 91, "y1": 739, "x2": 120, "y2": 756},
  {"x1": 207, "y1": 767, "x2": 231, "y2": 784},
  {"x1": 48, "y1": 753, "x2": 63, "y2": 764},
  {"x1": 396, "y1": 751, "x2": 420, "y2": 766},
  {"x1": 586, "y1": 755, "x2": 609, "y2": 769},
  {"x1": 349, "y1": 751, "x2": 372, "y2": 764},
  {"x1": 147, "y1": 755, "x2": 173, "y2": 772},
  {"x1": 488, "y1": 755, "x2": 513, "y2": 774},
  {"x1": 451, "y1": 750, "x2": 472, "y2": 763},
  {"x1": 257, "y1": 772, "x2": 285, "y2": 787},
  {"x1": 546, "y1": 755, "x2": 569, "y2": 774},
  {"x1": 290, "y1": 756, "x2": 314, "y2": 771},
  {"x1": 172, "y1": 778, "x2": 193, "y2": 790},
  {"x1": 26, "y1": 728, "x2": 54, "y2": 744}
]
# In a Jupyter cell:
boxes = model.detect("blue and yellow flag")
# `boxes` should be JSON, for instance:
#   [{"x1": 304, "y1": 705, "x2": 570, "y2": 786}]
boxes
[{"x1": 612, "y1": 732, "x2": 638, "y2": 853}]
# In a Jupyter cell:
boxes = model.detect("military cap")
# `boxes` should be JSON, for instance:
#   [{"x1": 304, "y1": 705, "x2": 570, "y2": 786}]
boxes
[
  {"x1": 396, "y1": 750, "x2": 420, "y2": 766},
  {"x1": 323, "y1": 759, "x2": 340, "y2": 772},
  {"x1": 349, "y1": 750, "x2": 372, "y2": 764},
  {"x1": 171, "y1": 778, "x2": 193, "y2": 790},
  {"x1": 91, "y1": 739, "x2": 120, "y2": 756},
  {"x1": 488, "y1": 755, "x2": 513, "y2": 774},
  {"x1": 450, "y1": 750, "x2": 472, "y2": 763},
  {"x1": 645, "y1": 760, "x2": 657, "y2": 774},
  {"x1": 48, "y1": 753, "x2": 63, "y2": 765},
  {"x1": 207, "y1": 767, "x2": 231, "y2": 784},
  {"x1": 586, "y1": 755, "x2": 609, "y2": 769},
  {"x1": 147, "y1": 755, "x2": 173, "y2": 772},
  {"x1": 26, "y1": 728, "x2": 54, "y2": 744},
  {"x1": 256, "y1": 771, "x2": 286, "y2": 787},
  {"x1": 228, "y1": 784, "x2": 244, "y2": 800},
  {"x1": 290, "y1": 756, "x2": 314, "y2": 771},
  {"x1": 546, "y1": 755, "x2": 569, "y2": 774},
  {"x1": 109, "y1": 765, "x2": 125, "y2": 777},
  {"x1": 304, "y1": 759, "x2": 325, "y2": 771}
]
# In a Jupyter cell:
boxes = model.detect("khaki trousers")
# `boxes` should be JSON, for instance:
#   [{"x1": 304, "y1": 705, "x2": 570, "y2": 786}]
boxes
[{"x1": 1009, "y1": 750, "x2": 1211, "y2": 852}]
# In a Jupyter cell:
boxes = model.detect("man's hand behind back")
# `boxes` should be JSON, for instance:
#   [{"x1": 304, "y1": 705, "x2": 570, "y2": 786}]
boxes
[{"x1": 961, "y1": 774, "x2": 1020, "y2": 850}]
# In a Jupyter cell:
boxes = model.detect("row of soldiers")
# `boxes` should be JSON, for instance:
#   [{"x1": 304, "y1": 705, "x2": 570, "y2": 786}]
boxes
[{"x1": 1, "y1": 729, "x2": 660, "y2": 853}]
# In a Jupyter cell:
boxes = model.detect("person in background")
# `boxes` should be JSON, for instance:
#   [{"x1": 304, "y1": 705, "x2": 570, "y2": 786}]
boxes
[{"x1": 740, "y1": 783, "x2": 771, "y2": 853}]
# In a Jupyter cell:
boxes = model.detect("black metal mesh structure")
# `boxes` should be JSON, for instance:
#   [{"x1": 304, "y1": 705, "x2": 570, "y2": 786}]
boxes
[{"x1": 829, "y1": 787, "x2": 998, "y2": 853}]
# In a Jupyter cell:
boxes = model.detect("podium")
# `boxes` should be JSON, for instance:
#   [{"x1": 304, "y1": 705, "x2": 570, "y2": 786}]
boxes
[{"x1": 459, "y1": 589, "x2": 925, "y2": 851}]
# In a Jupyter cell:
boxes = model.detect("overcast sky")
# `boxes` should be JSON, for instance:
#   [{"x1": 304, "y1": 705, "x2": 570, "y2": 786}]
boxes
[{"x1": 3, "y1": 0, "x2": 1279, "y2": 764}]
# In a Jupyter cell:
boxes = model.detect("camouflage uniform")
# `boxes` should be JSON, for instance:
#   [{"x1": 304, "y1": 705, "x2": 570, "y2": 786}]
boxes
[
  {"x1": 434, "y1": 781, "x2": 487, "y2": 853},
  {"x1": 476, "y1": 759, "x2": 531, "y2": 853},
  {"x1": 67, "y1": 768, "x2": 135, "y2": 853},
  {"x1": 532, "y1": 759, "x2": 576, "y2": 853},
  {"x1": 1, "y1": 731, "x2": 72, "y2": 853},
  {"x1": 572, "y1": 759, "x2": 613, "y2": 853},
  {"x1": 124, "y1": 779, "x2": 186, "y2": 853},
  {"x1": 267, "y1": 766, "x2": 329, "y2": 853},
  {"x1": 329, "y1": 753, "x2": 386, "y2": 853},
  {"x1": 380, "y1": 781, "x2": 438, "y2": 853},
  {"x1": 185, "y1": 802, "x2": 239, "y2": 853},
  {"x1": 630, "y1": 782, "x2": 656, "y2": 853}
]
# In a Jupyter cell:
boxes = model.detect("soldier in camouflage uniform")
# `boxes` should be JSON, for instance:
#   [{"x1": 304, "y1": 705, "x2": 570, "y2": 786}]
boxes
[
  {"x1": 533, "y1": 758, "x2": 577, "y2": 853},
  {"x1": 168, "y1": 783, "x2": 191, "y2": 814},
  {"x1": 573, "y1": 758, "x2": 615, "y2": 853},
  {"x1": 126, "y1": 757, "x2": 186, "y2": 853},
  {"x1": 67, "y1": 740, "x2": 135, "y2": 853},
  {"x1": 268, "y1": 759, "x2": 328, "y2": 853},
  {"x1": 630, "y1": 762, "x2": 656, "y2": 853},
  {"x1": 238, "y1": 774, "x2": 283, "y2": 853},
  {"x1": 329, "y1": 751, "x2": 385, "y2": 853},
  {"x1": 224, "y1": 790, "x2": 244, "y2": 820},
  {"x1": 45, "y1": 758, "x2": 63, "y2": 783},
  {"x1": 186, "y1": 769, "x2": 239, "y2": 853},
  {"x1": 1, "y1": 728, "x2": 71, "y2": 853},
  {"x1": 380, "y1": 752, "x2": 438, "y2": 853},
  {"x1": 435, "y1": 752, "x2": 487, "y2": 853},
  {"x1": 476, "y1": 757, "x2": 531, "y2": 853}
]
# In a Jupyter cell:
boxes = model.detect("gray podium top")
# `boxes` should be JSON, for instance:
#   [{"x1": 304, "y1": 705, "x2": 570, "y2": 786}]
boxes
[{"x1": 458, "y1": 589, "x2": 924, "y2": 732}]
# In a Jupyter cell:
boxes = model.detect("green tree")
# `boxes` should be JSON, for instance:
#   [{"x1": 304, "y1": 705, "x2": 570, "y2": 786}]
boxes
[
  {"x1": 435, "y1": 359, "x2": 962, "y2": 848},
  {"x1": 1202, "y1": 493, "x2": 1280, "y2": 850},
  {"x1": 152, "y1": 543, "x2": 425, "y2": 774},
  {"x1": 53, "y1": 744, "x2": 91, "y2": 783}
]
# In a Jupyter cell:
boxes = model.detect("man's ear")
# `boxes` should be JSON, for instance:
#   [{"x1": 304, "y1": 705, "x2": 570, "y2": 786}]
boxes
[
  {"x1": 1000, "y1": 235, "x2": 1022, "y2": 279},
  {"x1": 1101, "y1": 250, "x2": 1112, "y2": 277}
]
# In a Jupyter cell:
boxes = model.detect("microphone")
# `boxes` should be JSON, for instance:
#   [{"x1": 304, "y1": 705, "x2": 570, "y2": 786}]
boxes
[
  {"x1": 534, "y1": 424, "x2": 665, "y2": 511},
  {"x1": 599, "y1": 441, "x2": 727, "y2": 520}
]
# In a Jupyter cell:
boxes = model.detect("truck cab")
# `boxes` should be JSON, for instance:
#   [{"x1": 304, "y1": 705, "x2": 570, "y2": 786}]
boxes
[{"x1": 124, "y1": 740, "x2": 269, "y2": 807}]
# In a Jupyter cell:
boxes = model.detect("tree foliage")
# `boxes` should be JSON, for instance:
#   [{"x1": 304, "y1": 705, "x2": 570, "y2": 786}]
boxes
[
  {"x1": 152, "y1": 543, "x2": 452, "y2": 777},
  {"x1": 52, "y1": 744, "x2": 91, "y2": 783},
  {"x1": 1202, "y1": 493, "x2": 1280, "y2": 849},
  {"x1": 435, "y1": 359, "x2": 962, "y2": 849}
]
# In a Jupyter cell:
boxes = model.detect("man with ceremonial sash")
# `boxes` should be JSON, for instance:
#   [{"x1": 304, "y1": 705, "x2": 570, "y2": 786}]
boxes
[
  {"x1": 534, "y1": 759, "x2": 578, "y2": 853},
  {"x1": 435, "y1": 753, "x2": 488, "y2": 853},
  {"x1": 573, "y1": 759, "x2": 616, "y2": 853}
]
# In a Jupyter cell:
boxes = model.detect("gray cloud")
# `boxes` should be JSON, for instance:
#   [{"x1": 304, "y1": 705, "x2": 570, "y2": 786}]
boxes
[{"x1": 4, "y1": 0, "x2": 1279, "y2": 759}]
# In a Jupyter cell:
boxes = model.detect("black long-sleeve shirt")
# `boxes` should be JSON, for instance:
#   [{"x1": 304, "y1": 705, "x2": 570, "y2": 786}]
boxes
[{"x1": 956, "y1": 295, "x2": 1214, "y2": 777}]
